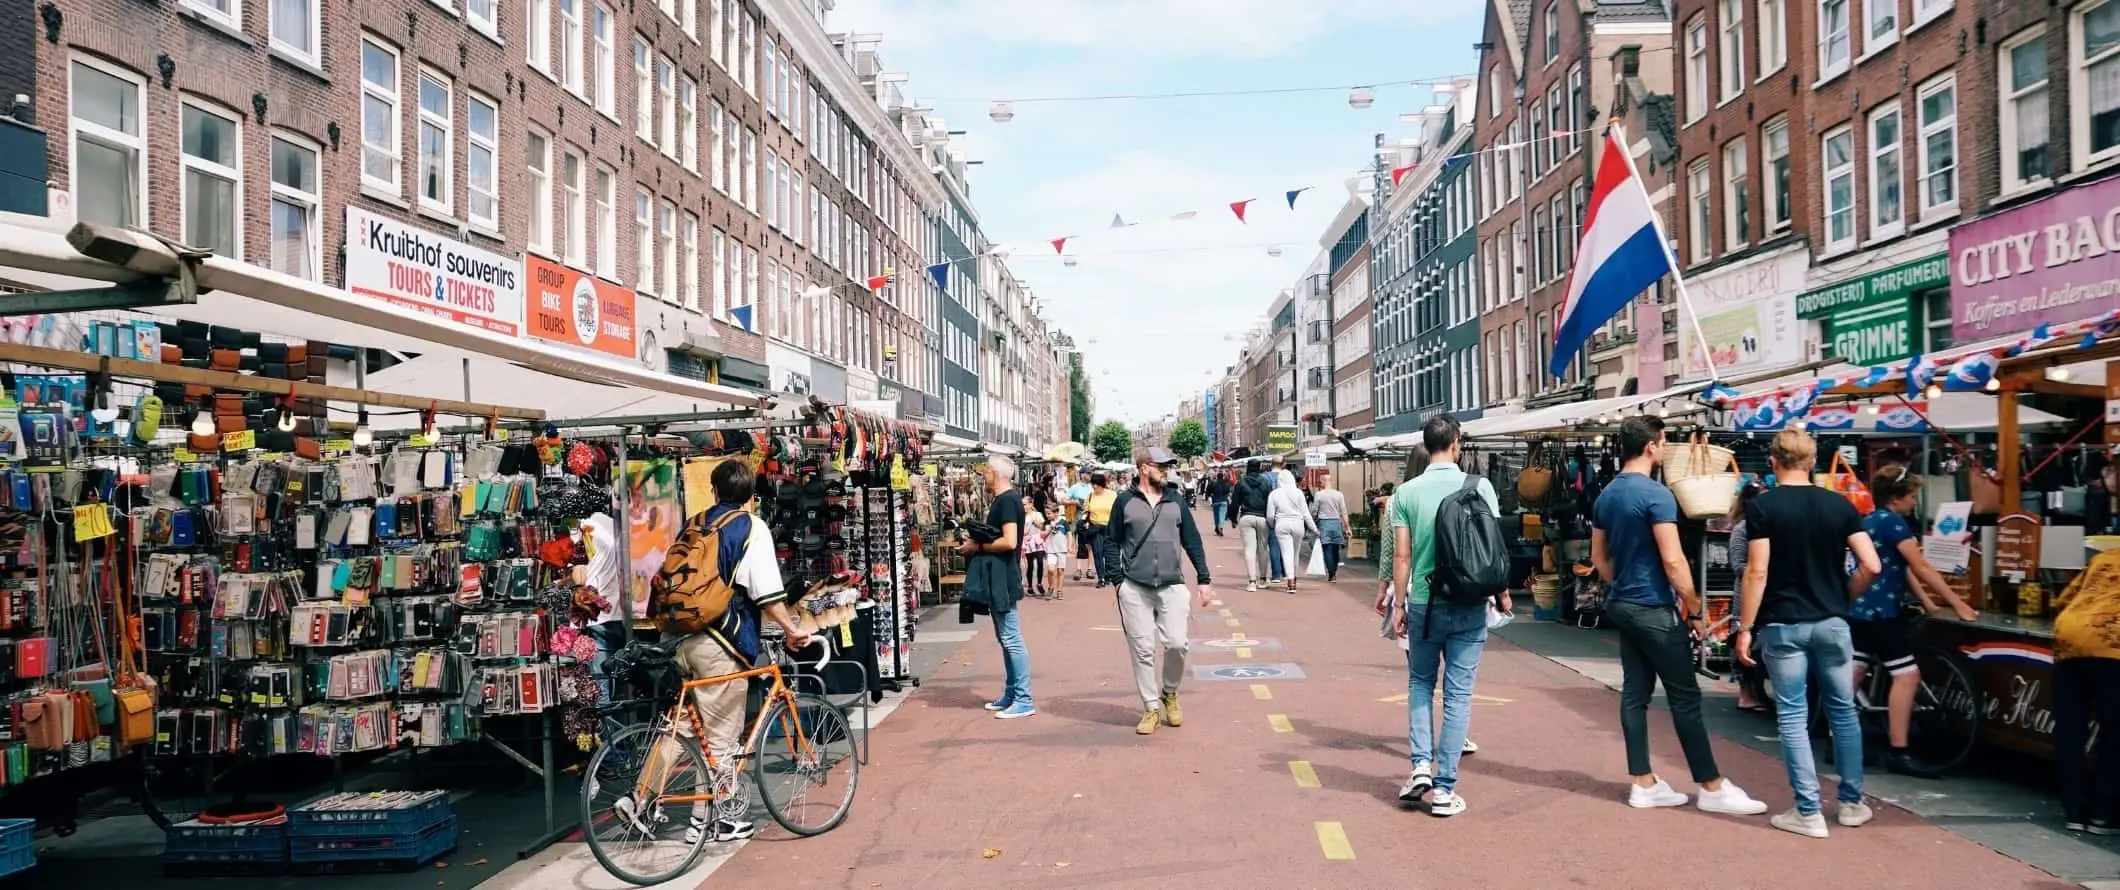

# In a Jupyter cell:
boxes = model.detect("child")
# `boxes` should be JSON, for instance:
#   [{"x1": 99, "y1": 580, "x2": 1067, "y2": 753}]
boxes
[
  {"x1": 1023, "y1": 512, "x2": 1050, "y2": 599},
  {"x1": 1043, "y1": 516, "x2": 1070, "y2": 600}
]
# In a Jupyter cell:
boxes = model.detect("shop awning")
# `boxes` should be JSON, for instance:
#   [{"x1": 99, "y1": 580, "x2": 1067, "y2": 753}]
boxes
[
  {"x1": 1461, "y1": 382, "x2": 1710, "y2": 439},
  {"x1": 356, "y1": 353, "x2": 747, "y2": 427}
]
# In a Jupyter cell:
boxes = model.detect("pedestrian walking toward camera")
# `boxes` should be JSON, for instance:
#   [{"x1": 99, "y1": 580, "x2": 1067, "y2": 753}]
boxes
[{"x1": 1101, "y1": 447, "x2": 1214, "y2": 735}]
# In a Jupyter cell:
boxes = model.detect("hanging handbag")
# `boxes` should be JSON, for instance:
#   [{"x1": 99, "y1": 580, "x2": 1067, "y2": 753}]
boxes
[
  {"x1": 1670, "y1": 439, "x2": 1742, "y2": 519},
  {"x1": 1516, "y1": 440, "x2": 1556, "y2": 507},
  {"x1": 1813, "y1": 451, "x2": 1877, "y2": 514},
  {"x1": 107, "y1": 542, "x2": 158, "y2": 748}
]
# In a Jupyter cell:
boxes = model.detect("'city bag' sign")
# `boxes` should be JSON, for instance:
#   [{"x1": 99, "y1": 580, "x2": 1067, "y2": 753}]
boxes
[
  {"x1": 343, "y1": 206, "x2": 525, "y2": 337},
  {"x1": 1950, "y1": 176, "x2": 2120, "y2": 342}
]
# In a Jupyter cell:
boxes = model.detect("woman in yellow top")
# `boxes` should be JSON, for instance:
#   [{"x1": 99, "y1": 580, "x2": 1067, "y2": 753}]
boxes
[
  {"x1": 2053, "y1": 548, "x2": 2120, "y2": 834},
  {"x1": 1084, "y1": 473, "x2": 1118, "y2": 587}
]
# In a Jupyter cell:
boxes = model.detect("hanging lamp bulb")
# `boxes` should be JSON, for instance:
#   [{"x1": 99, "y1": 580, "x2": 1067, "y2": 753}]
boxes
[
  {"x1": 2048, "y1": 365, "x2": 2073, "y2": 382},
  {"x1": 276, "y1": 385, "x2": 299, "y2": 432},
  {"x1": 190, "y1": 405, "x2": 215, "y2": 437},
  {"x1": 1348, "y1": 86, "x2": 1376, "y2": 109},
  {"x1": 1867, "y1": 403, "x2": 1882, "y2": 415},
  {"x1": 1984, "y1": 376, "x2": 2001, "y2": 393},
  {"x1": 1924, "y1": 383, "x2": 1942, "y2": 400},
  {"x1": 352, "y1": 407, "x2": 374, "y2": 447}
]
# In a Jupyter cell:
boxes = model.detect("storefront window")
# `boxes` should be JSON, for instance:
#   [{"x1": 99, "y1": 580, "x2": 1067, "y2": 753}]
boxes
[{"x1": 1922, "y1": 289, "x2": 1955, "y2": 353}]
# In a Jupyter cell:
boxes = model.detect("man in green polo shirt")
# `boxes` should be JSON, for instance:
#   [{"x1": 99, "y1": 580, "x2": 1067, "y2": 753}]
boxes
[{"x1": 1386, "y1": 414, "x2": 1502, "y2": 818}]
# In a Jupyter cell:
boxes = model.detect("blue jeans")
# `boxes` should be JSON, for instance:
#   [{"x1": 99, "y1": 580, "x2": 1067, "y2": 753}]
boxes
[
  {"x1": 1268, "y1": 530, "x2": 1286, "y2": 580},
  {"x1": 992, "y1": 608, "x2": 1032, "y2": 706},
  {"x1": 1211, "y1": 501, "x2": 1228, "y2": 531},
  {"x1": 1405, "y1": 601, "x2": 1489, "y2": 793},
  {"x1": 1762, "y1": 618, "x2": 1864, "y2": 815}
]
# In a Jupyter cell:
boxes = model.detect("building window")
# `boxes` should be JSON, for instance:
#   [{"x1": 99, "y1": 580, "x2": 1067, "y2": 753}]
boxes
[
  {"x1": 416, "y1": 70, "x2": 452, "y2": 212},
  {"x1": 1531, "y1": 205, "x2": 1548, "y2": 283},
  {"x1": 1822, "y1": 125, "x2": 1856, "y2": 250},
  {"x1": 709, "y1": 101, "x2": 726, "y2": 192},
  {"x1": 744, "y1": 246, "x2": 759, "y2": 324},
  {"x1": 763, "y1": 150, "x2": 779, "y2": 228},
  {"x1": 268, "y1": 135, "x2": 319, "y2": 281},
  {"x1": 1489, "y1": 66, "x2": 1502, "y2": 118},
  {"x1": 1685, "y1": 15, "x2": 1709, "y2": 121},
  {"x1": 1529, "y1": 100, "x2": 1548, "y2": 174},
  {"x1": 635, "y1": 188, "x2": 654, "y2": 293},
  {"x1": 739, "y1": 12, "x2": 757, "y2": 95},
  {"x1": 68, "y1": 58, "x2": 145, "y2": 228},
  {"x1": 657, "y1": 56, "x2": 676, "y2": 158},
  {"x1": 2003, "y1": 29, "x2": 2051, "y2": 190},
  {"x1": 1720, "y1": 0, "x2": 1745, "y2": 101},
  {"x1": 184, "y1": 0, "x2": 238, "y2": 29},
  {"x1": 1544, "y1": 0, "x2": 1561, "y2": 62},
  {"x1": 359, "y1": 38, "x2": 400, "y2": 193},
  {"x1": 1819, "y1": 0, "x2": 1850, "y2": 78},
  {"x1": 679, "y1": 75, "x2": 698, "y2": 170},
  {"x1": 467, "y1": 0, "x2": 496, "y2": 37},
  {"x1": 1923, "y1": 288, "x2": 1956, "y2": 352},
  {"x1": 271, "y1": 0, "x2": 319, "y2": 63},
  {"x1": 659, "y1": 200, "x2": 677, "y2": 303},
  {"x1": 594, "y1": 165, "x2": 616, "y2": 276},
  {"x1": 764, "y1": 35, "x2": 780, "y2": 118},
  {"x1": 1551, "y1": 195, "x2": 1571, "y2": 280},
  {"x1": 1763, "y1": 116, "x2": 1791, "y2": 231},
  {"x1": 1759, "y1": 0, "x2": 1787, "y2": 74},
  {"x1": 466, "y1": 93, "x2": 500, "y2": 229},
  {"x1": 634, "y1": 37, "x2": 653, "y2": 143},
  {"x1": 1916, "y1": 75, "x2": 1957, "y2": 216},
  {"x1": 561, "y1": 151, "x2": 584, "y2": 266},
  {"x1": 1688, "y1": 159, "x2": 1712, "y2": 263},
  {"x1": 559, "y1": 0, "x2": 582, "y2": 94},
  {"x1": 742, "y1": 127, "x2": 758, "y2": 213},
  {"x1": 2078, "y1": 1, "x2": 2120, "y2": 166},
  {"x1": 1867, "y1": 0, "x2": 1897, "y2": 52},
  {"x1": 527, "y1": 0, "x2": 550, "y2": 73},
  {"x1": 591, "y1": 5, "x2": 615, "y2": 116},
  {"x1": 682, "y1": 213, "x2": 699, "y2": 311},
  {"x1": 1915, "y1": 0, "x2": 1952, "y2": 25},
  {"x1": 711, "y1": 228, "x2": 728, "y2": 318},
  {"x1": 1723, "y1": 138, "x2": 1749, "y2": 249},
  {"x1": 1869, "y1": 103, "x2": 1904, "y2": 235},
  {"x1": 177, "y1": 102, "x2": 241, "y2": 259},
  {"x1": 790, "y1": 171, "x2": 805, "y2": 245},
  {"x1": 526, "y1": 130, "x2": 552, "y2": 252}
]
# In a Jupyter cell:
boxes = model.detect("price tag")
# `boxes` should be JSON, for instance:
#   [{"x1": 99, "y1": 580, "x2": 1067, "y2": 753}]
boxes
[
  {"x1": 324, "y1": 438, "x2": 354, "y2": 454},
  {"x1": 222, "y1": 429, "x2": 256, "y2": 452},
  {"x1": 172, "y1": 448, "x2": 198, "y2": 463},
  {"x1": 409, "y1": 433, "x2": 438, "y2": 447},
  {"x1": 72, "y1": 504, "x2": 115, "y2": 542},
  {"x1": 839, "y1": 621, "x2": 855, "y2": 649}
]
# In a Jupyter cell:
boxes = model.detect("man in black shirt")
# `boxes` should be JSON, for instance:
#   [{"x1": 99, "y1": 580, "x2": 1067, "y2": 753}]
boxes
[
  {"x1": 1207, "y1": 473, "x2": 1233, "y2": 536},
  {"x1": 1737, "y1": 429, "x2": 1882, "y2": 838},
  {"x1": 962, "y1": 455, "x2": 1034, "y2": 719}
]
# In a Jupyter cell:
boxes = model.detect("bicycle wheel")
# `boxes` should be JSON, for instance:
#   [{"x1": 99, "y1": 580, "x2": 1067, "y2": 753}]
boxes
[
  {"x1": 581, "y1": 723, "x2": 714, "y2": 886},
  {"x1": 1905, "y1": 646, "x2": 1982, "y2": 774},
  {"x1": 751, "y1": 693, "x2": 860, "y2": 836}
]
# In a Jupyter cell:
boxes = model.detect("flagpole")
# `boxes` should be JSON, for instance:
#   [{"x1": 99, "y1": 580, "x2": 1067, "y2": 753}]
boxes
[{"x1": 1605, "y1": 119, "x2": 1722, "y2": 384}]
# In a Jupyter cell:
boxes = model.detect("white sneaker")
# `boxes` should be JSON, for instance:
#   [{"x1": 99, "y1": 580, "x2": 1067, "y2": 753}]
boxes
[
  {"x1": 1627, "y1": 779, "x2": 1688, "y2": 809},
  {"x1": 1397, "y1": 761, "x2": 1434, "y2": 803},
  {"x1": 1838, "y1": 801, "x2": 1874, "y2": 827},
  {"x1": 1696, "y1": 780, "x2": 1769, "y2": 816},
  {"x1": 1771, "y1": 808, "x2": 1829, "y2": 838},
  {"x1": 1428, "y1": 789, "x2": 1467, "y2": 817},
  {"x1": 1461, "y1": 739, "x2": 1479, "y2": 755},
  {"x1": 1246, "y1": 581, "x2": 1258, "y2": 592}
]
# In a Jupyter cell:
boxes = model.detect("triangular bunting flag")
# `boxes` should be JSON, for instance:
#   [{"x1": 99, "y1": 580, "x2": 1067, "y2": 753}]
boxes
[
  {"x1": 865, "y1": 274, "x2": 891, "y2": 291},
  {"x1": 1284, "y1": 187, "x2": 1311, "y2": 209},
  {"x1": 926, "y1": 263, "x2": 949, "y2": 292},
  {"x1": 1230, "y1": 199, "x2": 1254, "y2": 223},
  {"x1": 1050, "y1": 236, "x2": 1069, "y2": 254},
  {"x1": 1110, "y1": 213, "x2": 1130, "y2": 228},
  {"x1": 729, "y1": 304, "x2": 755, "y2": 333},
  {"x1": 1391, "y1": 165, "x2": 1415, "y2": 187},
  {"x1": 1170, "y1": 210, "x2": 1198, "y2": 221}
]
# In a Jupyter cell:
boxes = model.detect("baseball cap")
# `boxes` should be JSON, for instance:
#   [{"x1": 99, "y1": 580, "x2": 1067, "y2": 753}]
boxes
[{"x1": 1140, "y1": 446, "x2": 1179, "y2": 467}]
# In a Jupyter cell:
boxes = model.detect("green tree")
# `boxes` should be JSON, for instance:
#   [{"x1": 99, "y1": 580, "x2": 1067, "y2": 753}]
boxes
[
  {"x1": 1090, "y1": 420, "x2": 1133, "y2": 463},
  {"x1": 1167, "y1": 419, "x2": 1208, "y2": 460},
  {"x1": 1068, "y1": 355, "x2": 1094, "y2": 442}
]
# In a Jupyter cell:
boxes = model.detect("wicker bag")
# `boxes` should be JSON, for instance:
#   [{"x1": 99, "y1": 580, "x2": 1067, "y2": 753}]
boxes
[
  {"x1": 1660, "y1": 431, "x2": 1735, "y2": 486},
  {"x1": 1669, "y1": 439, "x2": 1741, "y2": 519},
  {"x1": 1516, "y1": 440, "x2": 1556, "y2": 507}
]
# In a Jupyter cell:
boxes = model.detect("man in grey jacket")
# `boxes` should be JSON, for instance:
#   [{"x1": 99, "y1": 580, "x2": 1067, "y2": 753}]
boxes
[{"x1": 1101, "y1": 447, "x2": 1215, "y2": 735}]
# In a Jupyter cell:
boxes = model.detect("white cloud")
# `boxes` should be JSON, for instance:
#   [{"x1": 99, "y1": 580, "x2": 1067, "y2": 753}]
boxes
[{"x1": 832, "y1": 0, "x2": 1480, "y2": 60}]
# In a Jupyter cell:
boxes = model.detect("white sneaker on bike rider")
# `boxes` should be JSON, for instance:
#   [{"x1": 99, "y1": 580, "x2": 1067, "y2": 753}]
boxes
[
  {"x1": 612, "y1": 795, "x2": 657, "y2": 835},
  {"x1": 686, "y1": 816, "x2": 758, "y2": 843}
]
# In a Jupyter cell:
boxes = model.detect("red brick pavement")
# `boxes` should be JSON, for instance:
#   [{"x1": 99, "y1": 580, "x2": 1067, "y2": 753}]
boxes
[{"x1": 704, "y1": 507, "x2": 2069, "y2": 889}]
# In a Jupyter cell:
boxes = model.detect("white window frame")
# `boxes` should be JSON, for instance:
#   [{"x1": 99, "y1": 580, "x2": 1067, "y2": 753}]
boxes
[
  {"x1": 1819, "y1": 0, "x2": 1851, "y2": 79},
  {"x1": 526, "y1": 130, "x2": 552, "y2": 253},
  {"x1": 1544, "y1": 0, "x2": 1561, "y2": 63},
  {"x1": 763, "y1": 150, "x2": 779, "y2": 228},
  {"x1": 594, "y1": 165, "x2": 616, "y2": 277},
  {"x1": 268, "y1": 133, "x2": 322, "y2": 281},
  {"x1": 467, "y1": 0, "x2": 497, "y2": 37},
  {"x1": 592, "y1": 4, "x2": 616, "y2": 117},
  {"x1": 789, "y1": 170, "x2": 805, "y2": 246},
  {"x1": 659, "y1": 200, "x2": 678, "y2": 305},
  {"x1": 1763, "y1": 116, "x2": 1792, "y2": 232},
  {"x1": 709, "y1": 101, "x2": 727, "y2": 193},
  {"x1": 634, "y1": 37, "x2": 653, "y2": 144},
  {"x1": 657, "y1": 55, "x2": 676, "y2": 159},
  {"x1": 1722, "y1": 138, "x2": 1749, "y2": 249},
  {"x1": 682, "y1": 213, "x2": 700, "y2": 310},
  {"x1": 2000, "y1": 27, "x2": 2052, "y2": 192},
  {"x1": 179, "y1": 99, "x2": 243, "y2": 259},
  {"x1": 67, "y1": 56, "x2": 147, "y2": 229},
  {"x1": 1822, "y1": 125, "x2": 1857, "y2": 251},
  {"x1": 270, "y1": 0, "x2": 321, "y2": 64},
  {"x1": 559, "y1": 0, "x2": 583, "y2": 95},
  {"x1": 527, "y1": 0, "x2": 551, "y2": 73},
  {"x1": 466, "y1": 91, "x2": 501, "y2": 230},
  {"x1": 1719, "y1": 0, "x2": 1746, "y2": 102},
  {"x1": 359, "y1": 37, "x2": 401, "y2": 194},
  {"x1": 1685, "y1": 15, "x2": 1708, "y2": 121},
  {"x1": 2074, "y1": 1, "x2": 2120, "y2": 169},
  {"x1": 742, "y1": 127, "x2": 758, "y2": 213},
  {"x1": 183, "y1": 0, "x2": 239, "y2": 30},
  {"x1": 415, "y1": 68, "x2": 453, "y2": 214},
  {"x1": 561, "y1": 150, "x2": 585, "y2": 267},
  {"x1": 1688, "y1": 158, "x2": 1712, "y2": 263},
  {"x1": 1868, "y1": 103, "x2": 1905, "y2": 237},
  {"x1": 1916, "y1": 73, "x2": 1958, "y2": 218},
  {"x1": 1866, "y1": 0, "x2": 1898, "y2": 54},
  {"x1": 711, "y1": 228, "x2": 728, "y2": 318},
  {"x1": 679, "y1": 75, "x2": 698, "y2": 171},
  {"x1": 635, "y1": 188, "x2": 655, "y2": 294},
  {"x1": 1913, "y1": 0, "x2": 1952, "y2": 29},
  {"x1": 1759, "y1": 0, "x2": 1787, "y2": 76}
]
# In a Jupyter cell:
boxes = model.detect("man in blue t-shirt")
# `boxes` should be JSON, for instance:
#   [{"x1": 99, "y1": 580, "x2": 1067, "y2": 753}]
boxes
[{"x1": 1591, "y1": 416, "x2": 1766, "y2": 817}]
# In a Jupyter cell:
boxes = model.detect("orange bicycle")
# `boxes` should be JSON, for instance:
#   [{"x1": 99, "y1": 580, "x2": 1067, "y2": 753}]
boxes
[{"x1": 581, "y1": 635, "x2": 860, "y2": 885}]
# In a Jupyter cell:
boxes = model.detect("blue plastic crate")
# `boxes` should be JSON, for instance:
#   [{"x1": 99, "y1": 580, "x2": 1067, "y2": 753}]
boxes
[
  {"x1": 0, "y1": 818, "x2": 30, "y2": 879},
  {"x1": 288, "y1": 791, "x2": 451, "y2": 838},
  {"x1": 163, "y1": 820, "x2": 288, "y2": 866},
  {"x1": 289, "y1": 817, "x2": 456, "y2": 868}
]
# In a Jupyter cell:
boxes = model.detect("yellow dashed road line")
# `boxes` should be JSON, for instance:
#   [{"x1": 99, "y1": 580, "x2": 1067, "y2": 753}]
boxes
[
  {"x1": 1289, "y1": 761, "x2": 1321, "y2": 788},
  {"x1": 1225, "y1": 618, "x2": 1242, "y2": 628},
  {"x1": 1210, "y1": 599, "x2": 1224, "y2": 607},
  {"x1": 1251, "y1": 684, "x2": 1273, "y2": 700},
  {"x1": 1267, "y1": 714, "x2": 1293, "y2": 733},
  {"x1": 1218, "y1": 608, "x2": 1234, "y2": 618},
  {"x1": 1235, "y1": 647, "x2": 1253, "y2": 659},
  {"x1": 1315, "y1": 822, "x2": 1355, "y2": 860}
]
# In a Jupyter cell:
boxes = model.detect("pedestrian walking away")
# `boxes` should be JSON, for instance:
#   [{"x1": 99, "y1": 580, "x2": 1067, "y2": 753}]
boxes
[
  {"x1": 1101, "y1": 447, "x2": 1214, "y2": 735},
  {"x1": 1386, "y1": 415, "x2": 1498, "y2": 818},
  {"x1": 1737, "y1": 428, "x2": 1882, "y2": 837},
  {"x1": 1591, "y1": 415, "x2": 1766, "y2": 817},
  {"x1": 962, "y1": 456, "x2": 1036, "y2": 719},
  {"x1": 1266, "y1": 468, "x2": 1317, "y2": 594},
  {"x1": 1233, "y1": 460, "x2": 1274, "y2": 590},
  {"x1": 1207, "y1": 472, "x2": 1233, "y2": 536},
  {"x1": 1311, "y1": 482, "x2": 1348, "y2": 581}
]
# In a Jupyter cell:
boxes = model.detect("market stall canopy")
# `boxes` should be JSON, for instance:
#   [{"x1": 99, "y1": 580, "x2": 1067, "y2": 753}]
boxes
[
  {"x1": 1886, "y1": 393, "x2": 2066, "y2": 432},
  {"x1": 1461, "y1": 383, "x2": 1709, "y2": 439},
  {"x1": 929, "y1": 432, "x2": 980, "y2": 454},
  {"x1": 357, "y1": 353, "x2": 746, "y2": 427}
]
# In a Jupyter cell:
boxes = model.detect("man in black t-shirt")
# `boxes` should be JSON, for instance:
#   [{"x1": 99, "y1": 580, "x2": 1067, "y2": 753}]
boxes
[
  {"x1": 1736, "y1": 429, "x2": 1882, "y2": 839},
  {"x1": 961, "y1": 455, "x2": 1033, "y2": 719}
]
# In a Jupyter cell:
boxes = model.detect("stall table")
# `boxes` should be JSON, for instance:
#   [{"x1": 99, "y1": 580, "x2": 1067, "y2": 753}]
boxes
[{"x1": 1915, "y1": 613, "x2": 2061, "y2": 760}]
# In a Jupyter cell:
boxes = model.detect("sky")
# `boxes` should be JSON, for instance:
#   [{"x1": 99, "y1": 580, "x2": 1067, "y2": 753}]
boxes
[{"x1": 828, "y1": 0, "x2": 1487, "y2": 427}]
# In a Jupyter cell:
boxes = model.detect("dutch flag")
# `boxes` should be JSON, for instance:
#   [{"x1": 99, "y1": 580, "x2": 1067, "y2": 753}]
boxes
[{"x1": 1550, "y1": 125, "x2": 1678, "y2": 378}]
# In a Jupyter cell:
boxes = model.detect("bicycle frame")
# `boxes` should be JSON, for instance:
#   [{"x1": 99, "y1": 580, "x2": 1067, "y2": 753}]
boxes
[{"x1": 630, "y1": 663, "x2": 815, "y2": 807}]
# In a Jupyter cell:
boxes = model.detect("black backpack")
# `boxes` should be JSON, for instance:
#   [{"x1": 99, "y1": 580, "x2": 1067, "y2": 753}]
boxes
[{"x1": 1431, "y1": 475, "x2": 1510, "y2": 606}]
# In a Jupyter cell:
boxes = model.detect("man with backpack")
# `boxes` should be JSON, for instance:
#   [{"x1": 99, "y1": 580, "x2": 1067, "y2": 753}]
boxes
[
  {"x1": 1101, "y1": 447, "x2": 1214, "y2": 735},
  {"x1": 1386, "y1": 414, "x2": 1503, "y2": 817},
  {"x1": 650, "y1": 460, "x2": 814, "y2": 844}
]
